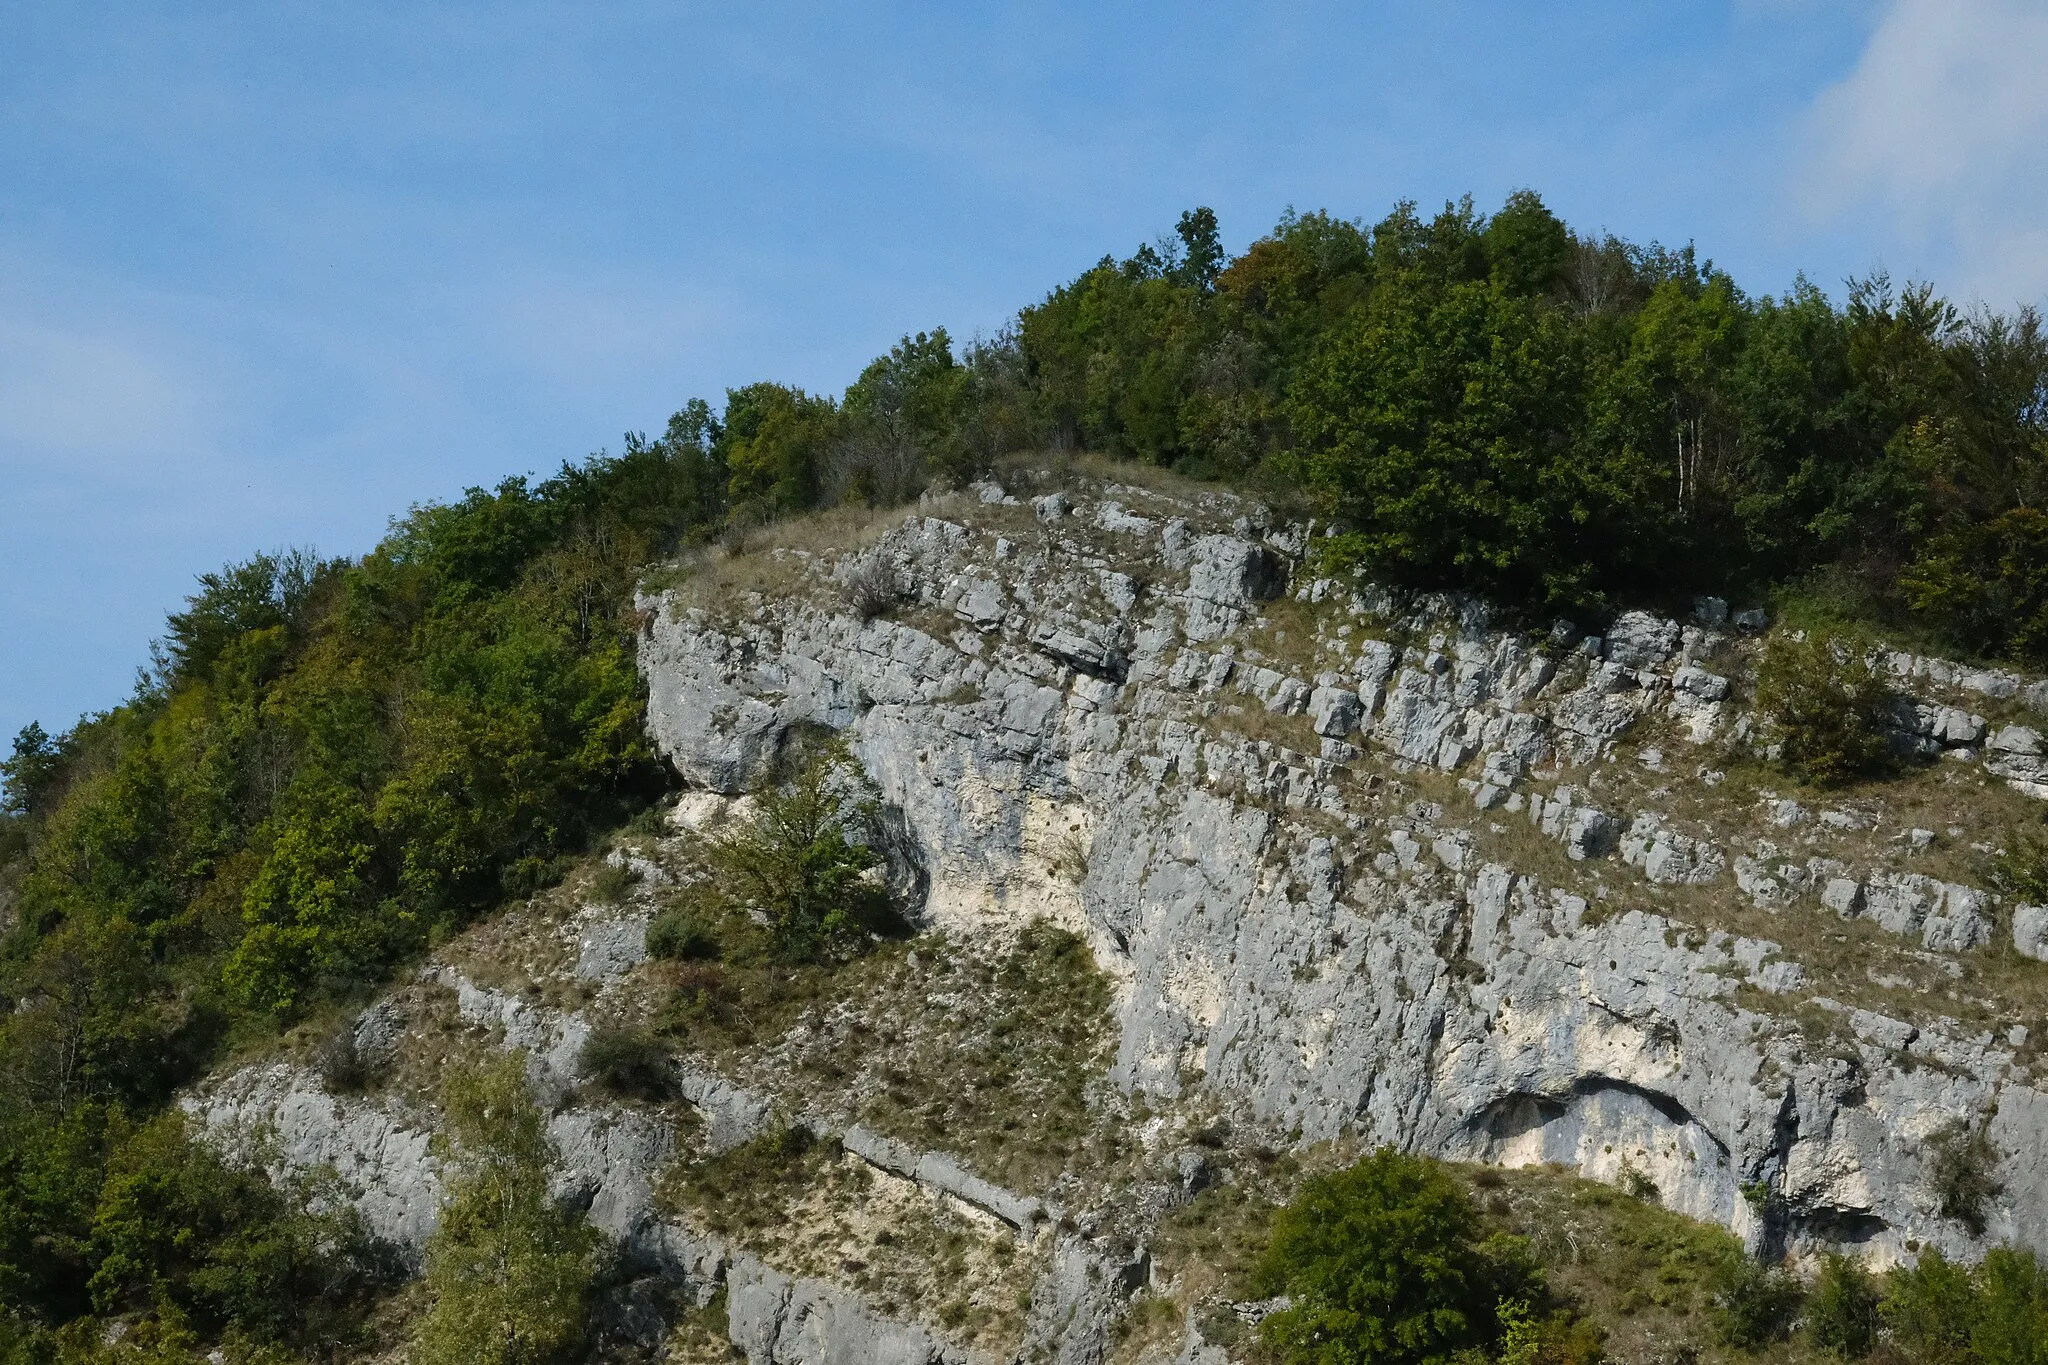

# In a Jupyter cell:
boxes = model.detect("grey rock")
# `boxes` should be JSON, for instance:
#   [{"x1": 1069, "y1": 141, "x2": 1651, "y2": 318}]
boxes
[
  {"x1": 1604, "y1": 610, "x2": 1681, "y2": 669},
  {"x1": 576, "y1": 913, "x2": 649, "y2": 982},
  {"x1": 623, "y1": 490, "x2": 2048, "y2": 1291},
  {"x1": 727, "y1": 1255, "x2": 972, "y2": 1365},
  {"x1": 182, "y1": 1066, "x2": 441, "y2": 1254},
  {"x1": 1672, "y1": 665, "x2": 1731, "y2": 701},
  {"x1": 1992, "y1": 726, "x2": 2044, "y2": 757},
  {"x1": 1307, "y1": 682, "x2": 1363, "y2": 737},
  {"x1": 2015, "y1": 905, "x2": 2048, "y2": 962},
  {"x1": 1821, "y1": 877, "x2": 1865, "y2": 916}
]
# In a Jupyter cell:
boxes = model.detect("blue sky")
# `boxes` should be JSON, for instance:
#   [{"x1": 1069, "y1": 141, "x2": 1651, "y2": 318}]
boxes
[{"x1": 6, "y1": 0, "x2": 2047, "y2": 744}]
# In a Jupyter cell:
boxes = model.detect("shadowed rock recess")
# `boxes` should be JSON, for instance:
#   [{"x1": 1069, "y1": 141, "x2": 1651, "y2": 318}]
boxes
[{"x1": 188, "y1": 469, "x2": 2048, "y2": 1362}]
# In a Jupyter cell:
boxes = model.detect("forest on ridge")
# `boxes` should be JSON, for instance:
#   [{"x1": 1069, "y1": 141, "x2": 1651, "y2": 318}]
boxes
[{"x1": 3, "y1": 190, "x2": 2047, "y2": 1361}]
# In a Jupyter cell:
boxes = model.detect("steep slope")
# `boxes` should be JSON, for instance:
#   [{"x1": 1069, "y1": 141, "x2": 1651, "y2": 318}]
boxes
[
  {"x1": 639, "y1": 466, "x2": 2048, "y2": 1269},
  {"x1": 188, "y1": 462, "x2": 2048, "y2": 1363}
]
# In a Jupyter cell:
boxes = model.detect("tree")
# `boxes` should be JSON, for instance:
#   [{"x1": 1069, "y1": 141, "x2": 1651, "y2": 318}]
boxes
[
  {"x1": 412, "y1": 1055, "x2": 601, "y2": 1365},
  {"x1": 1806, "y1": 1252, "x2": 1879, "y2": 1358},
  {"x1": 1, "y1": 722, "x2": 67, "y2": 819},
  {"x1": 1753, "y1": 634, "x2": 1900, "y2": 787},
  {"x1": 701, "y1": 741, "x2": 889, "y2": 963},
  {"x1": 720, "y1": 382, "x2": 841, "y2": 516},
  {"x1": 1251, "y1": 1149, "x2": 1538, "y2": 1365},
  {"x1": 1176, "y1": 207, "x2": 1225, "y2": 291}
]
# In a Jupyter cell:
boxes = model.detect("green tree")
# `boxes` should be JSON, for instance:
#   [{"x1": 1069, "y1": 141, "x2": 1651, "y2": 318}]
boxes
[
  {"x1": 720, "y1": 382, "x2": 841, "y2": 516},
  {"x1": 412, "y1": 1055, "x2": 600, "y2": 1365},
  {"x1": 1884, "y1": 1248, "x2": 1979, "y2": 1365},
  {"x1": 1972, "y1": 1248, "x2": 2048, "y2": 1365},
  {"x1": 1251, "y1": 1148, "x2": 1538, "y2": 1365},
  {"x1": 1753, "y1": 633, "x2": 1900, "y2": 787},
  {"x1": 701, "y1": 741, "x2": 888, "y2": 963},
  {"x1": 1806, "y1": 1252, "x2": 1879, "y2": 1358}
]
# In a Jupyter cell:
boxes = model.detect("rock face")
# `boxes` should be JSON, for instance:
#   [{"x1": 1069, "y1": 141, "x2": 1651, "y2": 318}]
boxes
[
  {"x1": 637, "y1": 477, "x2": 2048, "y2": 1271},
  {"x1": 184, "y1": 473, "x2": 2048, "y2": 1363}
]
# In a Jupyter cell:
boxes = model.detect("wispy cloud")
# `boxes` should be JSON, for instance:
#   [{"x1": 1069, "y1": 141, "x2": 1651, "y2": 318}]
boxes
[{"x1": 1801, "y1": 0, "x2": 2048, "y2": 305}]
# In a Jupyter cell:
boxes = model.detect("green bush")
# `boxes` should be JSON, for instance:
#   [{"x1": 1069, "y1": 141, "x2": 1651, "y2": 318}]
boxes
[
  {"x1": 646, "y1": 904, "x2": 721, "y2": 961},
  {"x1": 1875, "y1": 1245, "x2": 2048, "y2": 1365},
  {"x1": 590, "y1": 859, "x2": 640, "y2": 905},
  {"x1": 413, "y1": 1056, "x2": 601, "y2": 1365},
  {"x1": 577, "y1": 1024, "x2": 673, "y2": 1100},
  {"x1": 1713, "y1": 1256, "x2": 1803, "y2": 1351},
  {"x1": 1754, "y1": 633, "x2": 1901, "y2": 787},
  {"x1": 1969, "y1": 1248, "x2": 2048, "y2": 1365},
  {"x1": 1807, "y1": 1252, "x2": 1880, "y2": 1358},
  {"x1": 1251, "y1": 1148, "x2": 1541, "y2": 1365},
  {"x1": 701, "y1": 741, "x2": 893, "y2": 963},
  {"x1": 1928, "y1": 1120, "x2": 2003, "y2": 1237}
]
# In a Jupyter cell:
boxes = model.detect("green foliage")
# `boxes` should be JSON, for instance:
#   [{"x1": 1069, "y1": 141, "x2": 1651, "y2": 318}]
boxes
[
  {"x1": 719, "y1": 382, "x2": 842, "y2": 517},
  {"x1": 1807, "y1": 1252, "x2": 1881, "y2": 1358},
  {"x1": 1492, "y1": 1297, "x2": 1603, "y2": 1365},
  {"x1": 645, "y1": 904, "x2": 721, "y2": 962},
  {"x1": 412, "y1": 1055, "x2": 601, "y2": 1365},
  {"x1": 700, "y1": 742, "x2": 892, "y2": 963},
  {"x1": 1713, "y1": 1257, "x2": 1803, "y2": 1351},
  {"x1": 577, "y1": 1024, "x2": 672, "y2": 1100},
  {"x1": 1754, "y1": 633, "x2": 1901, "y2": 786},
  {"x1": 1252, "y1": 1147, "x2": 1541, "y2": 1365},
  {"x1": 1928, "y1": 1121, "x2": 2004, "y2": 1237},
  {"x1": 589, "y1": 859, "x2": 638, "y2": 904},
  {"x1": 1879, "y1": 1246, "x2": 2048, "y2": 1365}
]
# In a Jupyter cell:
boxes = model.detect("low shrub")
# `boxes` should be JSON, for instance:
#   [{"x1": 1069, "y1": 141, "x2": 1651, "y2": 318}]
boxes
[
  {"x1": 1754, "y1": 633, "x2": 1901, "y2": 787},
  {"x1": 1927, "y1": 1120, "x2": 2003, "y2": 1236},
  {"x1": 1713, "y1": 1257, "x2": 1803, "y2": 1351},
  {"x1": 590, "y1": 859, "x2": 640, "y2": 905},
  {"x1": 577, "y1": 1025, "x2": 673, "y2": 1100},
  {"x1": 842, "y1": 555, "x2": 903, "y2": 621},
  {"x1": 314, "y1": 1025, "x2": 369, "y2": 1092},
  {"x1": 647, "y1": 905, "x2": 721, "y2": 961}
]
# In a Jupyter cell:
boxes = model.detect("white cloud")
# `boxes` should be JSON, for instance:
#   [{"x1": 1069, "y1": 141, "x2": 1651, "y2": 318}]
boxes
[{"x1": 1802, "y1": 0, "x2": 2048, "y2": 305}]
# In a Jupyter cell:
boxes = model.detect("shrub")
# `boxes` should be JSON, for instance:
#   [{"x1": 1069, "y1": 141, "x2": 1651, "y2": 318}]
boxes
[
  {"x1": 841, "y1": 555, "x2": 904, "y2": 621},
  {"x1": 1807, "y1": 1253, "x2": 1880, "y2": 1358},
  {"x1": 1252, "y1": 1148, "x2": 1540, "y2": 1365},
  {"x1": 1928, "y1": 1120, "x2": 2003, "y2": 1236},
  {"x1": 1616, "y1": 1163, "x2": 1659, "y2": 1203},
  {"x1": 1495, "y1": 1299, "x2": 1604, "y2": 1365},
  {"x1": 590, "y1": 859, "x2": 640, "y2": 905},
  {"x1": 1753, "y1": 634, "x2": 1900, "y2": 787},
  {"x1": 314, "y1": 1025, "x2": 368, "y2": 1092},
  {"x1": 413, "y1": 1056, "x2": 601, "y2": 1365},
  {"x1": 1970, "y1": 1247, "x2": 2048, "y2": 1365},
  {"x1": 701, "y1": 741, "x2": 890, "y2": 962},
  {"x1": 646, "y1": 905, "x2": 721, "y2": 962},
  {"x1": 1883, "y1": 1247, "x2": 1978, "y2": 1365},
  {"x1": 1714, "y1": 1257, "x2": 1804, "y2": 1351},
  {"x1": 578, "y1": 1025, "x2": 673, "y2": 1100}
]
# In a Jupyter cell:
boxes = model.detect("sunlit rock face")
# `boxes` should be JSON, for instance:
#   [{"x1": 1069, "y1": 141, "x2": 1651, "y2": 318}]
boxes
[{"x1": 641, "y1": 474, "x2": 2048, "y2": 1269}]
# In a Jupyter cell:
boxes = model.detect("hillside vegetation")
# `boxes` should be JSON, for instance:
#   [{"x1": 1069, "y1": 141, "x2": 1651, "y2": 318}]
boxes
[{"x1": 3, "y1": 190, "x2": 2047, "y2": 1362}]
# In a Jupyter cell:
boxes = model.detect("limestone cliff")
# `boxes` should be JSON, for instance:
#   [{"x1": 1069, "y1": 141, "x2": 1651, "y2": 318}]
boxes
[{"x1": 189, "y1": 466, "x2": 2048, "y2": 1363}]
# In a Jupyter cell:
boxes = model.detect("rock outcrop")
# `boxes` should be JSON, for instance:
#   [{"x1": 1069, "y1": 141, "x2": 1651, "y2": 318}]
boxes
[
  {"x1": 638, "y1": 475, "x2": 2048, "y2": 1272},
  {"x1": 186, "y1": 469, "x2": 2048, "y2": 1363}
]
